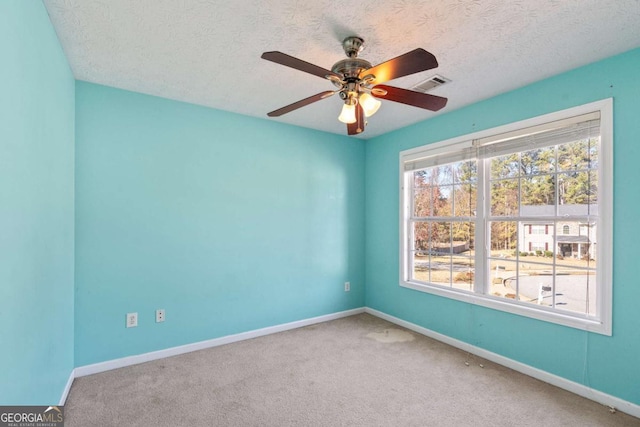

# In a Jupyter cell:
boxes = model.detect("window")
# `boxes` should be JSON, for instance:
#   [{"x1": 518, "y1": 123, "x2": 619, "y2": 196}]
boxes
[
  {"x1": 530, "y1": 225, "x2": 547, "y2": 234},
  {"x1": 531, "y1": 243, "x2": 545, "y2": 252},
  {"x1": 400, "y1": 99, "x2": 612, "y2": 335}
]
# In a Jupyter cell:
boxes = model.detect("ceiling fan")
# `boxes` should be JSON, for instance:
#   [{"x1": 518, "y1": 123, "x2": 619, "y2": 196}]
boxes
[{"x1": 261, "y1": 36, "x2": 447, "y2": 136}]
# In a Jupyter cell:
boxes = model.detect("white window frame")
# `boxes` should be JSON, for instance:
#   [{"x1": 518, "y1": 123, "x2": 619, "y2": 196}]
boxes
[{"x1": 399, "y1": 99, "x2": 613, "y2": 335}]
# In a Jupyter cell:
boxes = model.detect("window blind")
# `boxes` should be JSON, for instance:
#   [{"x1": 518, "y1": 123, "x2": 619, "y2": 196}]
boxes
[
  {"x1": 476, "y1": 111, "x2": 600, "y2": 158},
  {"x1": 403, "y1": 141, "x2": 474, "y2": 172}
]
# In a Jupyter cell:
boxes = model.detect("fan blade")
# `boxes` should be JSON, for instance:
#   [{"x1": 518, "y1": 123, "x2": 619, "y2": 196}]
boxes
[
  {"x1": 261, "y1": 51, "x2": 341, "y2": 80},
  {"x1": 372, "y1": 85, "x2": 447, "y2": 111},
  {"x1": 347, "y1": 104, "x2": 365, "y2": 135},
  {"x1": 360, "y1": 48, "x2": 438, "y2": 84},
  {"x1": 267, "y1": 91, "x2": 336, "y2": 117}
]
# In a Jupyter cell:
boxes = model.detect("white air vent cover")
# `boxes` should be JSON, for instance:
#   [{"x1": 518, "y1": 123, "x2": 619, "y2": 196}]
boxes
[{"x1": 411, "y1": 75, "x2": 451, "y2": 93}]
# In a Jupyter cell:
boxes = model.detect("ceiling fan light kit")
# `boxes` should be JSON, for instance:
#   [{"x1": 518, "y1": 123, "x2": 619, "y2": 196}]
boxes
[
  {"x1": 358, "y1": 92, "x2": 382, "y2": 117},
  {"x1": 261, "y1": 36, "x2": 448, "y2": 136},
  {"x1": 338, "y1": 99, "x2": 357, "y2": 124}
]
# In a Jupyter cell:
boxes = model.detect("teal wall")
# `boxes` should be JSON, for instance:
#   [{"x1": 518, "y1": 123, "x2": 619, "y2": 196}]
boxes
[
  {"x1": 0, "y1": 1, "x2": 75, "y2": 404},
  {"x1": 365, "y1": 48, "x2": 640, "y2": 405},
  {"x1": 74, "y1": 82, "x2": 365, "y2": 366}
]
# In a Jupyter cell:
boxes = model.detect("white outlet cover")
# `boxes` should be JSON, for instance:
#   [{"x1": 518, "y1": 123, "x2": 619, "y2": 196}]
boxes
[
  {"x1": 156, "y1": 309, "x2": 165, "y2": 323},
  {"x1": 126, "y1": 312, "x2": 138, "y2": 328}
]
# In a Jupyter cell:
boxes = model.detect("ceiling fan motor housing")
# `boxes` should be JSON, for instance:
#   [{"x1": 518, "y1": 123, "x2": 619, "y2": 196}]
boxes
[
  {"x1": 332, "y1": 56, "x2": 372, "y2": 101},
  {"x1": 331, "y1": 58, "x2": 372, "y2": 79}
]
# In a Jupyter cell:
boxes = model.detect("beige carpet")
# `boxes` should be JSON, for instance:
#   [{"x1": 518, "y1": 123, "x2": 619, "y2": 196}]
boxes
[{"x1": 65, "y1": 314, "x2": 640, "y2": 426}]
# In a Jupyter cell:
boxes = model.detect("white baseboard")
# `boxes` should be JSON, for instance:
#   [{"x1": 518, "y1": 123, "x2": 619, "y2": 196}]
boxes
[
  {"x1": 74, "y1": 307, "x2": 365, "y2": 378},
  {"x1": 365, "y1": 307, "x2": 640, "y2": 419},
  {"x1": 59, "y1": 369, "x2": 75, "y2": 405}
]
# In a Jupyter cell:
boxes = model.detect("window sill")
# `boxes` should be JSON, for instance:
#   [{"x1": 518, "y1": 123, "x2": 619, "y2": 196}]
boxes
[{"x1": 400, "y1": 279, "x2": 611, "y2": 336}]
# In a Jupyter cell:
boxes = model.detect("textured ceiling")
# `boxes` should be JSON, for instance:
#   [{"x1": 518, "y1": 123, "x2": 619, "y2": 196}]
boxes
[{"x1": 43, "y1": 0, "x2": 640, "y2": 138}]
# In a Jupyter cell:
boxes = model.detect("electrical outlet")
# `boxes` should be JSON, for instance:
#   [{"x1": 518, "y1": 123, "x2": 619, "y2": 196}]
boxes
[
  {"x1": 126, "y1": 312, "x2": 138, "y2": 328},
  {"x1": 344, "y1": 282, "x2": 350, "y2": 292},
  {"x1": 156, "y1": 309, "x2": 165, "y2": 323}
]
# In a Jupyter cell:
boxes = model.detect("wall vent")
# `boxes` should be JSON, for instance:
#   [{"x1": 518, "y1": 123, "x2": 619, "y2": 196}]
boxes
[{"x1": 411, "y1": 75, "x2": 451, "y2": 93}]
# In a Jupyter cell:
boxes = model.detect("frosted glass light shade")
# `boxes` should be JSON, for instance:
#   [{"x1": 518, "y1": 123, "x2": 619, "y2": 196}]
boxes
[
  {"x1": 338, "y1": 102, "x2": 357, "y2": 124},
  {"x1": 359, "y1": 92, "x2": 381, "y2": 117}
]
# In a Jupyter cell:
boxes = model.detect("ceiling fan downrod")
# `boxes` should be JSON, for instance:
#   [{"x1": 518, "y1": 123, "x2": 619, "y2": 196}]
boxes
[{"x1": 342, "y1": 36, "x2": 365, "y2": 58}]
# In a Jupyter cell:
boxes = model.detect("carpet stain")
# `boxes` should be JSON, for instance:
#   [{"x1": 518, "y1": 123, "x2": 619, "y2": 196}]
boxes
[{"x1": 366, "y1": 329, "x2": 415, "y2": 343}]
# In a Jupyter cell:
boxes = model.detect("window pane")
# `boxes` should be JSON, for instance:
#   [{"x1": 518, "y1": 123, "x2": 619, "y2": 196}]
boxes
[
  {"x1": 556, "y1": 221, "x2": 596, "y2": 267},
  {"x1": 431, "y1": 222, "x2": 452, "y2": 253},
  {"x1": 507, "y1": 261, "x2": 553, "y2": 307},
  {"x1": 518, "y1": 221, "x2": 553, "y2": 256},
  {"x1": 554, "y1": 272, "x2": 596, "y2": 316},
  {"x1": 489, "y1": 221, "x2": 518, "y2": 253},
  {"x1": 413, "y1": 169, "x2": 434, "y2": 188},
  {"x1": 439, "y1": 164, "x2": 454, "y2": 184},
  {"x1": 434, "y1": 185, "x2": 453, "y2": 216},
  {"x1": 491, "y1": 260, "x2": 518, "y2": 300},
  {"x1": 453, "y1": 161, "x2": 477, "y2": 184},
  {"x1": 412, "y1": 251, "x2": 431, "y2": 283},
  {"x1": 452, "y1": 253, "x2": 474, "y2": 291},
  {"x1": 453, "y1": 184, "x2": 477, "y2": 217},
  {"x1": 520, "y1": 147, "x2": 556, "y2": 175},
  {"x1": 413, "y1": 187, "x2": 433, "y2": 217},
  {"x1": 558, "y1": 140, "x2": 591, "y2": 172},
  {"x1": 517, "y1": 263, "x2": 555, "y2": 306},
  {"x1": 490, "y1": 153, "x2": 519, "y2": 179},
  {"x1": 430, "y1": 255, "x2": 452, "y2": 286},
  {"x1": 413, "y1": 222, "x2": 431, "y2": 252},
  {"x1": 521, "y1": 174, "x2": 556, "y2": 208},
  {"x1": 557, "y1": 172, "x2": 596, "y2": 209},
  {"x1": 451, "y1": 221, "x2": 475, "y2": 249},
  {"x1": 490, "y1": 179, "x2": 519, "y2": 216}
]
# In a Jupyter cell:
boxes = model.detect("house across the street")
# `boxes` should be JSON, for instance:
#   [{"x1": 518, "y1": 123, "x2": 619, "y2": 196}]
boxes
[{"x1": 519, "y1": 204, "x2": 597, "y2": 260}]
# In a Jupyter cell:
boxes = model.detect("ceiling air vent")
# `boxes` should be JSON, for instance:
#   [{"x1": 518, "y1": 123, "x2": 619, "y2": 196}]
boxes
[{"x1": 411, "y1": 75, "x2": 451, "y2": 93}]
